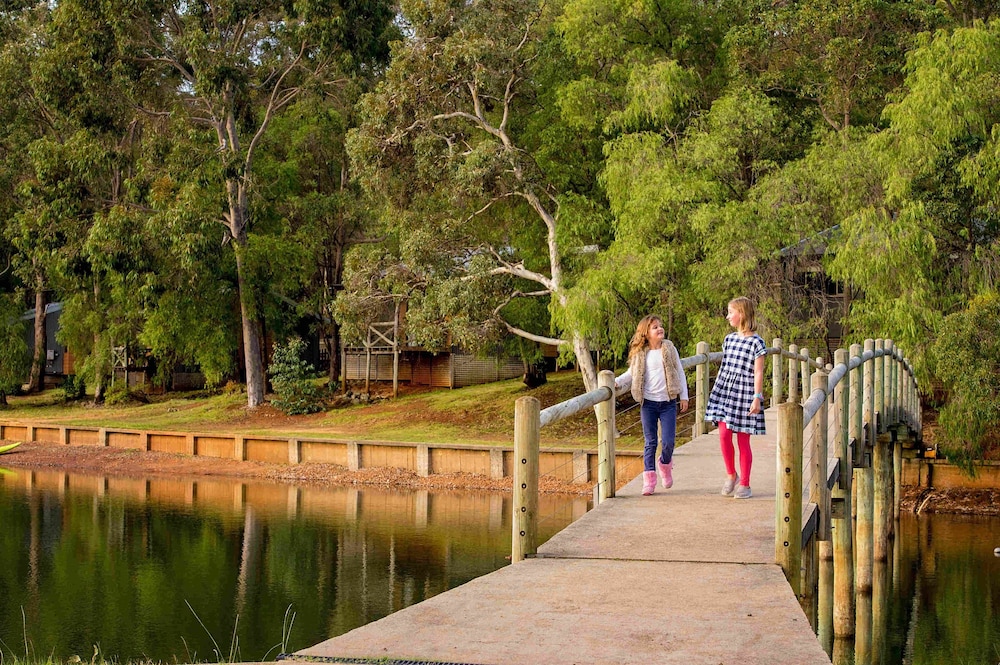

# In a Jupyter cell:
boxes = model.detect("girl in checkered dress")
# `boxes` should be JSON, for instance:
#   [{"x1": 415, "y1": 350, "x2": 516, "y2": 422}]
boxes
[{"x1": 705, "y1": 297, "x2": 766, "y2": 499}]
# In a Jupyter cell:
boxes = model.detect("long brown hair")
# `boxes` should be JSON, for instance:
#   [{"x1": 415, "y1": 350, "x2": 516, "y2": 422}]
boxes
[
  {"x1": 730, "y1": 297, "x2": 757, "y2": 334},
  {"x1": 628, "y1": 315, "x2": 662, "y2": 360}
]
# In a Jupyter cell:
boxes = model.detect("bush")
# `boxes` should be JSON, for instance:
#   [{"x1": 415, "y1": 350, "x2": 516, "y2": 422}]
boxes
[
  {"x1": 104, "y1": 381, "x2": 149, "y2": 406},
  {"x1": 269, "y1": 338, "x2": 325, "y2": 415},
  {"x1": 63, "y1": 374, "x2": 86, "y2": 401},
  {"x1": 931, "y1": 291, "x2": 1000, "y2": 471}
]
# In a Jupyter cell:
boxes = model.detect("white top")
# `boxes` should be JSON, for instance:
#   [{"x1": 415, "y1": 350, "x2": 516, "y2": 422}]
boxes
[{"x1": 615, "y1": 347, "x2": 689, "y2": 402}]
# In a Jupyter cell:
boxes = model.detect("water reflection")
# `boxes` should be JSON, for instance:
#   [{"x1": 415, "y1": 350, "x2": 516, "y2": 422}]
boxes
[
  {"x1": 821, "y1": 512, "x2": 1000, "y2": 665},
  {"x1": 0, "y1": 468, "x2": 588, "y2": 663}
]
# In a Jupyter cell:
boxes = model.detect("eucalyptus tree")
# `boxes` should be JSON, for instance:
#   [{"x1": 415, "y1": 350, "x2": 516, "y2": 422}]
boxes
[
  {"x1": 347, "y1": 0, "x2": 615, "y2": 390},
  {"x1": 105, "y1": 0, "x2": 395, "y2": 406}
]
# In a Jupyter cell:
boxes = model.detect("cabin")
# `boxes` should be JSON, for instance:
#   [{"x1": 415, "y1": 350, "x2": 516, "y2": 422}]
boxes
[
  {"x1": 333, "y1": 302, "x2": 556, "y2": 391},
  {"x1": 22, "y1": 302, "x2": 75, "y2": 388}
]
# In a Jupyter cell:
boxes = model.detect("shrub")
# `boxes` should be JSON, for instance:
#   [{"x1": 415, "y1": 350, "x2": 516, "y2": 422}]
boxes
[
  {"x1": 269, "y1": 338, "x2": 325, "y2": 415},
  {"x1": 931, "y1": 291, "x2": 1000, "y2": 471},
  {"x1": 63, "y1": 374, "x2": 86, "y2": 401}
]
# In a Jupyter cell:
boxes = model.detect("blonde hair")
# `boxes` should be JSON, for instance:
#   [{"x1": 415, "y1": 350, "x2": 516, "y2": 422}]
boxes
[
  {"x1": 628, "y1": 315, "x2": 662, "y2": 360},
  {"x1": 730, "y1": 297, "x2": 757, "y2": 334}
]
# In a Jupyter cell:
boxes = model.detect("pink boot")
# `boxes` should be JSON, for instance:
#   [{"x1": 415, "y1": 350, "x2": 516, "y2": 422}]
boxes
[
  {"x1": 642, "y1": 471, "x2": 657, "y2": 495},
  {"x1": 657, "y1": 460, "x2": 673, "y2": 489}
]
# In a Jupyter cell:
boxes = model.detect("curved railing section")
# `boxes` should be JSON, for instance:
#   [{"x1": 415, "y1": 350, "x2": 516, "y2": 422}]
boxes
[{"x1": 510, "y1": 333, "x2": 922, "y2": 626}]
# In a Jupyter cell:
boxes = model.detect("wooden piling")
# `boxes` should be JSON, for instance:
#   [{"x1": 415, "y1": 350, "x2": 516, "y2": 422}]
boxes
[
  {"x1": 873, "y1": 431, "x2": 892, "y2": 562},
  {"x1": 776, "y1": 402, "x2": 803, "y2": 591},
  {"x1": 512, "y1": 396, "x2": 540, "y2": 563},
  {"x1": 832, "y1": 349, "x2": 854, "y2": 638},
  {"x1": 818, "y1": 539, "x2": 834, "y2": 655}
]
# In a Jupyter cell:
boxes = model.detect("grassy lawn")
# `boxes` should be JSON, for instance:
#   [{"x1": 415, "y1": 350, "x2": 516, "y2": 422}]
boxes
[{"x1": 0, "y1": 371, "x2": 677, "y2": 451}]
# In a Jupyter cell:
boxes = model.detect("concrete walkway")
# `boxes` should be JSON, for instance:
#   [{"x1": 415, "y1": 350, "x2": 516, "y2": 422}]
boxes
[{"x1": 292, "y1": 407, "x2": 832, "y2": 665}]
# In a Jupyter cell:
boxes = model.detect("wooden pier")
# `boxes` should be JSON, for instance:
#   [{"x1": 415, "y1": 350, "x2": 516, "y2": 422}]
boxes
[{"x1": 291, "y1": 339, "x2": 920, "y2": 665}]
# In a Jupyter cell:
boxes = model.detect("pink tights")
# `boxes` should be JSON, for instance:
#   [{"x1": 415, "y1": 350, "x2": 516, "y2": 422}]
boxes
[{"x1": 719, "y1": 421, "x2": 752, "y2": 486}]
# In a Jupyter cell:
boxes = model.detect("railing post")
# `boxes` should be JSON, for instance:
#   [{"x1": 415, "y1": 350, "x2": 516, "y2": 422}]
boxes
[
  {"x1": 886, "y1": 339, "x2": 899, "y2": 425},
  {"x1": 772, "y1": 338, "x2": 784, "y2": 407},
  {"x1": 874, "y1": 339, "x2": 884, "y2": 434},
  {"x1": 776, "y1": 402, "x2": 803, "y2": 592},
  {"x1": 857, "y1": 339, "x2": 876, "y2": 594},
  {"x1": 811, "y1": 369, "x2": 830, "y2": 542},
  {"x1": 788, "y1": 343, "x2": 799, "y2": 403},
  {"x1": 694, "y1": 341, "x2": 710, "y2": 437},
  {"x1": 850, "y1": 343, "x2": 862, "y2": 469},
  {"x1": 596, "y1": 370, "x2": 616, "y2": 503},
  {"x1": 799, "y1": 347, "x2": 810, "y2": 404},
  {"x1": 833, "y1": 349, "x2": 854, "y2": 638},
  {"x1": 887, "y1": 340, "x2": 897, "y2": 425},
  {"x1": 512, "y1": 396, "x2": 540, "y2": 563}
]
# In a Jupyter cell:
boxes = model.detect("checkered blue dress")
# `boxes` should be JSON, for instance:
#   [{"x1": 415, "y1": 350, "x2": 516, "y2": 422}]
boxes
[{"x1": 704, "y1": 332, "x2": 767, "y2": 435}]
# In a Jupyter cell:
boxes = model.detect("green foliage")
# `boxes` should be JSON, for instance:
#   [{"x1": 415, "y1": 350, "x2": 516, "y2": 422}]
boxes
[
  {"x1": 62, "y1": 374, "x2": 85, "y2": 402},
  {"x1": 0, "y1": 294, "x2": 30, "y2": 401},
  {"x1": 931, "y1": 291, "x2": 1000, "y2": 470},
  {"x1": 268, "y1": 338, "x2": 325, "y2": 415}
]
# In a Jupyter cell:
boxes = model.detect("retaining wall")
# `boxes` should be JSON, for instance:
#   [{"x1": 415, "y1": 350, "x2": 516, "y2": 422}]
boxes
[
  {"x1": 0, "y1": 421, "x2": 641, "y2": 485},
  {"x1": 902, "y1": 457, "x2": 1000, "y2": 490}
]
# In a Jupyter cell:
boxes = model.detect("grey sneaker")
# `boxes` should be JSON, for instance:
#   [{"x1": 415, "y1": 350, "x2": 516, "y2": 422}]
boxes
[
  {"x1": 721, "y1": 474, "x2": 739, "y2": 496},
  {"x1": 733, "y1": 485, "x2": 752, "y2": 499}
]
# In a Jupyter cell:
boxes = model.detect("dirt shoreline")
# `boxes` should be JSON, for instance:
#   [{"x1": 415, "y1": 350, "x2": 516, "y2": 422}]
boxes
[
  {"x1": 0, "y1": 441, "x2": 594, "y2": 495},
  {"x1": 3, "y1": 441, "x2": 997, "y2": 513}
]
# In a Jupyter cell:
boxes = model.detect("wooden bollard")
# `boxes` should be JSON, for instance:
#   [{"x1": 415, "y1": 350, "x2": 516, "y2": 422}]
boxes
[
  {"x1": 776, "y1": 402, "x2": 803, "y2": 591},
  {"x1": 694, "y1": 342, "x2": 709, "y2": 436},
  {"x1": 788, "y1": 343, "x2": 799, "y2": 403},
  {"x1": 772, "y1": 338, "x2": 784, "y2": 407},
  {"x1": 833, "y1": 349, "x2": 855, "y2": 638},
  {"x1": 596, "y1": 370, "x2": 616, "y2": 502},
  {"x1": 512, "y1": 396, "x2": 540, "y2": 563}
]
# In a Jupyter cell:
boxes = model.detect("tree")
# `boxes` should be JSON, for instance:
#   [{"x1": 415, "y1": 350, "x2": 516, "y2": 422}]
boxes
[
  {"x1": 0, "y1": 293, "x2": 29, "y2": 405},
  {"x1": 106, "y1": 0, "x2": 395, "y2": 406},
  {"x1": 348, "y1": 0, "x2": 615, "y2": 390},
  {"x1": 828, "y1": 21, "x2": 1000, "y2": 368}
]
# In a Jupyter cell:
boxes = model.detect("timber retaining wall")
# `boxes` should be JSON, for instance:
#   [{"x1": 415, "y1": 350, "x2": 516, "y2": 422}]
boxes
[{"x1": 0, "y1": 421, "x2": 641, "y2": 485}]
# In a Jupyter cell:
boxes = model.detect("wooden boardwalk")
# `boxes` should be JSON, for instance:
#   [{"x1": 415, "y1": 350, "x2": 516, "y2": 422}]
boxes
[{"x1": 292, "y1": 406, "x2": 831, "y2": 665}]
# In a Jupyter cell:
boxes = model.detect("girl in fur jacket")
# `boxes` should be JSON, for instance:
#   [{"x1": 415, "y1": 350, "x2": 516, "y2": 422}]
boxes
[{"x1": 615, "y1": 315, "x2": 689, "y2": 496}]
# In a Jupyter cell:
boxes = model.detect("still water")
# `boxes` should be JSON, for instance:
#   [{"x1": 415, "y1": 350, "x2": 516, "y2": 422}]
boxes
[
  {"x1": 0, "y1": 468, "x2": 587, "y2": 663},
  {"x1": 1, "y1": 469, "x2": 997, "y2": 665},
  {"x1": 829, "y1": 512, "x2": 1000, "y2": 665}
]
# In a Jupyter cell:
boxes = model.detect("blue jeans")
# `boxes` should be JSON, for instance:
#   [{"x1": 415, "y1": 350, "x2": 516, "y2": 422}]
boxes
[{"x1": 641, "y1": 399, "x2": 678, "y2": 471}]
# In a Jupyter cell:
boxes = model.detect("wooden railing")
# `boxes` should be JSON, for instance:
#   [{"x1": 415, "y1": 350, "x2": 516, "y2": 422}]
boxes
[{"x1": 510, "y1": 335, "x2": 923, "y2": 628}]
